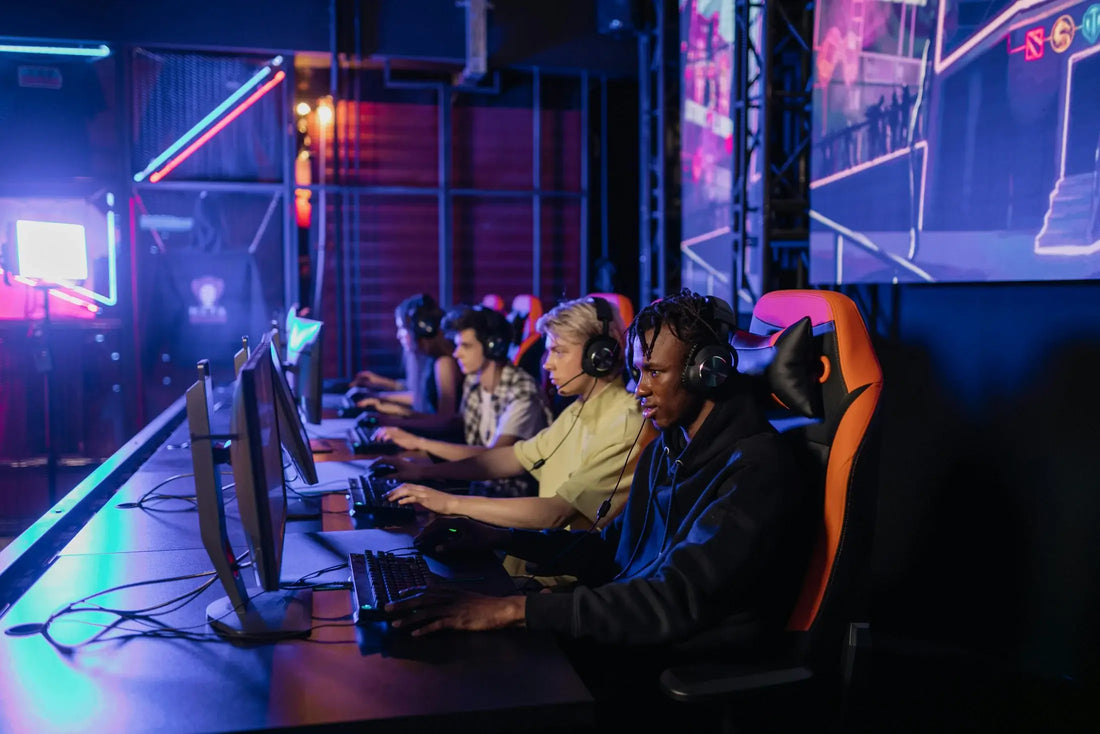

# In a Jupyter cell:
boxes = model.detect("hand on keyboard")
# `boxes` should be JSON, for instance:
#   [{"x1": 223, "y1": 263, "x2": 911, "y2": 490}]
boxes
[
  {"x1": 385, "y1": 483, "x2": 459, "y2": 516},
  {"x1": 344, "y1": 387, "x2": 373, "y2": 402},
  {"x1": 413, "y1": 516, "x2": 510, "y2": 556},
  {"x1": 386, "y1": 587, "x2": 527, "y2": 636},
  {"x1": 369, "y1": 425, "x2": 421, "y2": 451}
]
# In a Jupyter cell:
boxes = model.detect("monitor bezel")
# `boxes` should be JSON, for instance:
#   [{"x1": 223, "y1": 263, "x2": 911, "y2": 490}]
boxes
[
  {"x1": 268, "y1": 331, "x2": 318, "y2": 485},
  {"x1": 230, "y1": 331, "x2": 286, "y2": 591}
]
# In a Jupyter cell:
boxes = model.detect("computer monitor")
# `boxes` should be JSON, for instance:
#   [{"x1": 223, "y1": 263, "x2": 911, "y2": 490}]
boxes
[
  {"x1": 186, "y1": 360, "x2": 249, "y2": 620},
  {"x1": 268, "y1": 331, "x2": 318, "y2": 485},
  {"x1": 204, "y1": 331, "x2": 311, "y2": 640},
  {"x1": 285, "y1": 307, "x2": 324, "y2": 425},
  {"x1": 269, "y1": 320, "x2": 283, "y2": 364},
  {"x1": 232, "y1": 336, "x2": 250, "y2": 377}
]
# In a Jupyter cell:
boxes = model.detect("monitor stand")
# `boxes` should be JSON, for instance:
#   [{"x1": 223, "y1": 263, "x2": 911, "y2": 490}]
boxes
[{"x1": 207, "y1": 588, "x2": 313, "y2": 642}]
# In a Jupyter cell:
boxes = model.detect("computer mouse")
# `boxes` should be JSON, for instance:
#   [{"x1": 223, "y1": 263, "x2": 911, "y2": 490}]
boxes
[{"x1": 371, "y1": 462, "x2": 398, "y2": 478}]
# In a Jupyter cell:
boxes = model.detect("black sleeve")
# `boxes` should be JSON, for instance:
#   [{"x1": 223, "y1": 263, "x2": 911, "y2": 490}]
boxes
[
  {"x1": 508, "y1": 517, "x2": 623, "y2": 585},
  {"x1": 525, "y1": 454, "x2": 801, "y2": 645}
]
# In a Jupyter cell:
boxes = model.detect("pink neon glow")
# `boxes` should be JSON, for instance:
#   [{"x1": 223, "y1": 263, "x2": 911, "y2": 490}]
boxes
[
  {"x1": 936, "y1": 0, "x2": 1055, "y2": 74},
  {"x1": 1024, "y1": 27, "x2": 1046, "y2": 60},
  {"x1": 12, "y1": 275, "x2": 99, "y2": 312},
  {"x1": 149, "y1": 70, "x2": 286, "y2": 183}
]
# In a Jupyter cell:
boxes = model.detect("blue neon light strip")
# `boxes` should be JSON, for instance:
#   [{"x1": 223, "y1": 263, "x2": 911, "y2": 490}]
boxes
[
  {"x1": 69, "y1": 194, "x2": 118, "y2": 307},
  {"x1": 133, "y1": 65, "x2": 273, "y2": 182},
  {"x1": 0, "y1": 42, "x2": 110, "y2": 58}
]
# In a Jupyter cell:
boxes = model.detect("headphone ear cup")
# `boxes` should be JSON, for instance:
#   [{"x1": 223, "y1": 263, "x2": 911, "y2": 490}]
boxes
[
  {"x1": 412, "y1": 311, "x2": 437, "y2": 339},
  {"x1": 484, "y1": 334, "x2": 509, "y2": 361},
  {"x1": 582, "y1": 334, "x2": 620, "y2": 377},
  {"x1": 681, "y1": 343, "x2": 735, "y2": 394}
]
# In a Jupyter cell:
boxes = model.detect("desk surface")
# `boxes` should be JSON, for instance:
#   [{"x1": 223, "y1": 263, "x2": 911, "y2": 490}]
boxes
[
  {"x1": 0, "y1": 532, "x2": 590, "y2": 734},
  {"x1": 0, "y1": 398, "x2": 593, "y2": 734}
]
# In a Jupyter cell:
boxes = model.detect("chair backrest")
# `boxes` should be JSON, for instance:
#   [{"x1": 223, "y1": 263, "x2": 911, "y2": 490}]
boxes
[
  {"x1": 585, "y1": 291, "x2": 635, "y2": 326},
  {"x1": 508, "y1": 294, "x2": 545, "y2": 381},
  {"x1": 481, "y1": 293, "x2": 505, "y2": 312},
  {"x1": 749, "y1": 290, "x2": 882, "y2": 668}
]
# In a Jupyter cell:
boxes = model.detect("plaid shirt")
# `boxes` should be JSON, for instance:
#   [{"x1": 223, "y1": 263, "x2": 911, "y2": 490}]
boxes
[{"x1": 462, "y1": 362, "x2": 552, "y2": 498}]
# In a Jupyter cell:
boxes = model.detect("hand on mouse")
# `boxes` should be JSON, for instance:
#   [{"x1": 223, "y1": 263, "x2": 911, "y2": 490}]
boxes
[
  {"x1": 370, "y1": 457, "x2": 429, "y2": 482},
  {"x1": 411, "y1": 516, "x2": 511, "y2": 556}
]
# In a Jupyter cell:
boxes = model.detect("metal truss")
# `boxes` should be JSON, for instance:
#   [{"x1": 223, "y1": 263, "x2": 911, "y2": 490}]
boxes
[
  {"x1": 638, "y1": 0, "x2": 672, "y2": 305},
  {"x1": 730, "y1": 0, "x2": 766, "y2": 318},
  {"x1": 763, "y1": 0, "x2": 813, "y2": 290},
  {"x1": 730, "y1": 0, "x2": 812, "y2": 319}
]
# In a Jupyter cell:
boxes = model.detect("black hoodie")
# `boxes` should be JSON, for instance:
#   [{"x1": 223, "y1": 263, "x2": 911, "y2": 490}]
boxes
[{"x1": 513, "y1": 389, "x2": 814, "y2": 654}]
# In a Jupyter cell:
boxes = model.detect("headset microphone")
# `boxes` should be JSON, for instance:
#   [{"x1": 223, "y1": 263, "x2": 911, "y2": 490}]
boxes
[{"x1": 550, "y1": 371, "x2": 587, "y2": 394}]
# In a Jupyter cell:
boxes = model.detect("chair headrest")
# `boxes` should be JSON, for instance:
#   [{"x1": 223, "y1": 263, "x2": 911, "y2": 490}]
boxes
[
  {"x1": 508, "y1": 294, "x2": 544, "y2": 345},
  {"x1": 733, "y1": 316, "x2": 823, "y2": 419}
]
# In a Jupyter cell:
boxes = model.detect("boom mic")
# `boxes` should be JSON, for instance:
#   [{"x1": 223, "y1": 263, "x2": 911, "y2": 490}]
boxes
[{"x1": 548, "y1": 371, "x2": 586, "y2": 396}]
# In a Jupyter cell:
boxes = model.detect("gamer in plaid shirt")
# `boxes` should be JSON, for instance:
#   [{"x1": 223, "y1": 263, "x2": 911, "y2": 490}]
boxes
[{"x1": 461, "y1": 360, "x2": 552, "y2": 497}]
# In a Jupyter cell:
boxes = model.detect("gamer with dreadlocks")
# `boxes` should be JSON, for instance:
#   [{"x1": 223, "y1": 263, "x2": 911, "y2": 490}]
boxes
[{"x1": 381, "y1": 290, "x2": 815, "y2": 720}]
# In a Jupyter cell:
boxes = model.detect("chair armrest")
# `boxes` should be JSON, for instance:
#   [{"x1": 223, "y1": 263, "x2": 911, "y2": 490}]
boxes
[{"x1": 659, "y1": 662, "x2": 814, "y2": 703}]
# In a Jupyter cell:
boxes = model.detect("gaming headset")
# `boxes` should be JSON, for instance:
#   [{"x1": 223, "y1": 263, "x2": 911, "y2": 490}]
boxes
[
  {"x1": 581, "y1": 296, "x2": 621, "y2": 378},
  {"x1": 404, "y1": 294, "x2": 441, "y2": 340},
  {"x1": 471, "y1": 305, "x2": 512, "y2": 362},
  {"x1": 680, "y1": 295, "x2": 738, "y2": 395}
]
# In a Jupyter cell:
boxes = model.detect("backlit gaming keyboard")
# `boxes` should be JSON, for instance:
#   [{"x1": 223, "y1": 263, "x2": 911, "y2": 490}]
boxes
[
  {"x1": 349, "y1": 550, "x2": 432, "y2": 624},
  {"x1": 346, "y1": 425, "x2": 402, "y2": 455},
  {"x1": 346, "y1": 474, "x2": 416, "y2": 525},
  {"x1": 337, "y1": 390, "x2": 372, "y2": 417}
]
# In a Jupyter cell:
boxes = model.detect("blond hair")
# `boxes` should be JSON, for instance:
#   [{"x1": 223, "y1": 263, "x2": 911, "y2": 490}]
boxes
[{"x1": 536, "y1": 296, "x2": 627, "y2": 369}]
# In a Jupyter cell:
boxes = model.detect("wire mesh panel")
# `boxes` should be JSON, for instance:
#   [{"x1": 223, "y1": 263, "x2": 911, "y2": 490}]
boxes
[{"x1": 131, "y1": 50, "x2": 285, "y2": 183}]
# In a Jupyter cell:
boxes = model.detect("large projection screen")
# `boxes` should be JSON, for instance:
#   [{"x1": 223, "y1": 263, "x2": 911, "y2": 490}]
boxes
[{"x1": 810, "y1": 0, "x2": 1100, "y2": 284}]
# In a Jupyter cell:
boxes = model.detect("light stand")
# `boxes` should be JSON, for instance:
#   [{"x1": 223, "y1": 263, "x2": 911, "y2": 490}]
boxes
[
  {"x1": 32, "y1": 284, "x2": 59, "y2": 506},
  {"x1": 4, "y1": 220, "x2": 91, "y2": 508}
]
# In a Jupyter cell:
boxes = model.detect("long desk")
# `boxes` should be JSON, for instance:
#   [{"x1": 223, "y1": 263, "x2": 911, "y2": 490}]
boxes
[{"x1": 0, "y1": 396, "x2": 593, "y2": 733}]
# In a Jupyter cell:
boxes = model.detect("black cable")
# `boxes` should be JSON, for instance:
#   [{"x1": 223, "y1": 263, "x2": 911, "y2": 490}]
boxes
[
  {"x1": 531, "y1": 374, "x2": 598, "y2": 470},
  {"x1": 20, "y1": 567, "x2": 224, "y2": 653},
  {"x1": 519, "y1": 416, "x2": 649, "y2": 581},
  {"x1": 280, "y1": 562, "x2": 349, "y2": 591},
  {"x1": 8, "y1": 551, "x2": 360, "y2": 649},
  {"x1": 593, "y1": 417, "x2": 649, "y2": 526},
  {"x1": 118, "y1": 473, "x2": 236, "y2": 511}
]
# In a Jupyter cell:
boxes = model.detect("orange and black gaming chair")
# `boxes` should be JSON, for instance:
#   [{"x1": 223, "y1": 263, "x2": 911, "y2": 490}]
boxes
[
  {"x1": 508, "y1": 294, "x2": 545, "y2": 382},
  {"x1": 660, "y1": 289, "x2": 883, "y2": 731},
  {"x1": 481, "y1": 293, "x2": 505, "y2": 312},
  {"x1": 585, "y1": 291, "x2": 635, "y2": 326}
]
